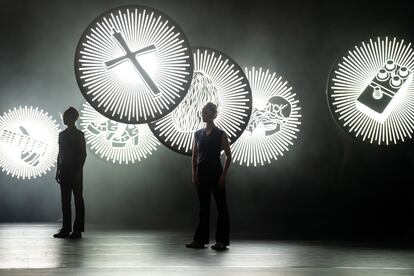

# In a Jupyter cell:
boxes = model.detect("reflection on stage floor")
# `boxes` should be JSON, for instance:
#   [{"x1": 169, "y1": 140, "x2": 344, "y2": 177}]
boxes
[{"x1": 0, "y1": 224, "x2": 414, "y2": 275}]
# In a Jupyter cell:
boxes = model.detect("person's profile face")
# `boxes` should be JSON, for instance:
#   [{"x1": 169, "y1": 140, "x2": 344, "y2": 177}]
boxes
[{"x1": 63, "y1": 116, "x2": 69, "y2": 126}]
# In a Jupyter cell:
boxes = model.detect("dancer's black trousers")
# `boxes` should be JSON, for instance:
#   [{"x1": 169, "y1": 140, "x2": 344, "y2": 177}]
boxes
[
  {"x1": 60, "y1": 178, "x2": 85, "y2": 233},
  {"x1": 193, "y1": 176, "x2": 230, "y2": 246}
]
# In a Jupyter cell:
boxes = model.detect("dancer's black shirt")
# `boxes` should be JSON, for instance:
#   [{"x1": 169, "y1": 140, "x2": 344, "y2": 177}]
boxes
[
  {"x1": 57, "y1": 127, "x2": 86, "y2": 182},
  {"x1": 195, "y1": 127, "x2": 224, "y2": 179}
]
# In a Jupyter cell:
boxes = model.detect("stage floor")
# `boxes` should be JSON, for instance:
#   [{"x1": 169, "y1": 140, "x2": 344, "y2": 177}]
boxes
[{"x1": 0, "y1": 224, "x2": 414, "y2": 275}]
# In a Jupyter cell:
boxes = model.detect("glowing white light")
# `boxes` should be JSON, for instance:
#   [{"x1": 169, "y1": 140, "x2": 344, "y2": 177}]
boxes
[
  {"x1": 80, "y1": 103, "x2": 160, "y2": 164},
  {"x1": 230, "y1": 67, "x2": 301, "y2": 167},
  {"x1": 328, "y1": 37, "x2": 414, "y2": 145},
  {"x1": 0, "y1": 106, "x2": 60, "y2": 179},
  {"x1": 149, "y1": 47, "x2": 252, "y2": 155},
  {"x1": 75, "y1": 6, "x2": 194, "y2": 124}
]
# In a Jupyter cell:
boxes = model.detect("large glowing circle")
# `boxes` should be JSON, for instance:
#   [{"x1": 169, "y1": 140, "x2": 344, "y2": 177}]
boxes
[
  {"x1": 230, "y1": 67, "x2": 301, "y2": 166},
  {"x1": 80, "y1": 103, "x2": 160, "y2": 164},
  {"x1": 75, "y1": 6, "x2": 194, "y2": 124},
  {"x1": 0, "y1": 106, "x2": 60, "y2": 179},
  {"x1": 148, "y1": 47, "x2": 253, "y2": 155},
  {"x1": 327, "y1": 37, "x2": 414, "y2": 145}
]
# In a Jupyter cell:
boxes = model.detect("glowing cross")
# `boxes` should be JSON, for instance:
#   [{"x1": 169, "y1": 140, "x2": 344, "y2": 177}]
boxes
[{"x1": 105, "y1": 28, "x2": 160, "y2": 96}]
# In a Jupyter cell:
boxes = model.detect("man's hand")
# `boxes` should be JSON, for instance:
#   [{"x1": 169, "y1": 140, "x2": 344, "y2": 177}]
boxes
[
  {"x1": 55, "y1": 174, "x2": 61, "y2": 184},
  {"x1": 218, "y1": 173, "x2": 226, "y2": 187}
]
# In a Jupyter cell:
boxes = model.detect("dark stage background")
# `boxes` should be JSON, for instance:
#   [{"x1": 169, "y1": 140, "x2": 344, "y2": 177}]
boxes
[{"x1": 0, "y1": 0, "x2": 413, "y2": 240}]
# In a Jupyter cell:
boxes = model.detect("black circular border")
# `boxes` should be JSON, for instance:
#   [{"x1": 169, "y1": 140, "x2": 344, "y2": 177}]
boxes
[
  {"x1": 326, "y1": 36, "x2": 414, "y2": 146},
  {"x1": 74, "y1": 5, "x2": 194, "y2": 124},
  {"x1": 148, "y1": 46, "x2": 253, "y2": 156}
]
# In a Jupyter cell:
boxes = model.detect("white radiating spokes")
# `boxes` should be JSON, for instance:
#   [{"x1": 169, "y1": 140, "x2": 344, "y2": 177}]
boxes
[
  {"x1": 75, "y1": 6, "x2": 194, "y2": 124},
  {"x1": 327, "y1": 37, "x2": 414, "y2": 145},
  {"x1": 80, "y1": 102, "x2": 160, "y2": 164},
  {"x1": 149, "y1": 47, "x2": 253, "y2": 155},
  {"x1": 0, "y1": 106, "x2": 60, "y2": 179},
  {"x1": 231, "y1": 67, "x2": 301, "y2": 166}
]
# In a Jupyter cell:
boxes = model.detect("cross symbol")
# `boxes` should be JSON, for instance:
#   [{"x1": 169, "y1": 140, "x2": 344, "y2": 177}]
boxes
[{"x1": 105, "y1": 28, "x2": 160, "y2": 96}]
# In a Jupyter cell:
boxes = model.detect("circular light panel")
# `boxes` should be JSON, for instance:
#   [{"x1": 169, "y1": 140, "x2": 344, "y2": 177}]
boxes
[
  {"x1": 149, "y1": 47, "x2": 252, "y2": 155},
  {"x1": 80, "y1": 102, "x2": 160, "y2": 164},
  {"x1": 0, "y1": 106, "x2": 60, "y2": 179},
  {"x1": 327, "y1": 37, "x2": 414, "y2": 145},
  {"x1": 75, "y1": 6, "x2": 194, "y2": 124},
  {"x1": 231, "y1": 67, "x2": 301, "y2": 166}
]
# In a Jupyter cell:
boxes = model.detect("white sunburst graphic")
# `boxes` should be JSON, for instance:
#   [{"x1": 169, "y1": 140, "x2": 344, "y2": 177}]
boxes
[
  {"x1": 149, "y1": 47, "x2": 252, "y2": 155},
  {"x1": 327, "y1": 37, "x2": 414, "y2": 145},
  {"x1": 75, "y1": 6, "x2": 194, "y2": 124},
  {"x1": 80, "y1": 103, "x2": 160, "y2": 164},
  {"x1": 231, "y1": 67, "x2": 301, "y2": 166},
  {"x1": 0, "y1": 106, "x2": 60, "y2": 179}
]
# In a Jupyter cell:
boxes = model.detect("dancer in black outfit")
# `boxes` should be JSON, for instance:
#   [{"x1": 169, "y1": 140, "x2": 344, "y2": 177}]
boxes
[
  {"x1": 54, "y1": 107, "x2": 86, "y2": 239},
  {"x1": 186, "y1": 102, "x2": 232, "y2": 251}
]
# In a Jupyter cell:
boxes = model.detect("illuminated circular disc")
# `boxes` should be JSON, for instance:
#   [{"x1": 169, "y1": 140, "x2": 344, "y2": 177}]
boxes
[
  {"x1": 0, "y1": 106, "x2": 60, "y2": 179},
  {"x1": 327, "y1": 37, "x2": 414, "y2": 145},
  {"x1": 80, "y1": 102, "x2": 160, "y2": 164},
  {"x1": 230, "y1": 67, "x2": 301, "y2": 166},
  {"x1": 75, "y1": 6, "x2": 194, "y2": 124},
  {"x1": 148, "y1": 47, "x2": 253, "y2": 155}
]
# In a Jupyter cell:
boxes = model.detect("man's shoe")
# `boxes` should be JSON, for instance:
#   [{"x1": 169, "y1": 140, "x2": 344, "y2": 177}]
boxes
[
  {"x1": 185, "y1": 241, "x2": 206, "y2": 249},
  {"x1": 211, "y1": 242, "x2": 227, "y2": 251},
  {"x1": 53, "y1": 230, "x2": 70, "y2": 238},
  {"x1": 68, "y1": 231, "x2": 82, "y2": 239}
]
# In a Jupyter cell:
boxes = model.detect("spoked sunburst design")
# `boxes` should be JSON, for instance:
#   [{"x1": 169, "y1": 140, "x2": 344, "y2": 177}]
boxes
[
  {"x1": 231, "y1": 67, "x2": 301, "y2": 166},
  {"x1": 0, "y1": 106, "x2": 60, "y2": 179},
  {"x1": 80, "y1": 102, "x2": 160, "y2": 164},
  {"x1": 75, "y1": 6, "x2": 193, "y2": 124},
  {"x1": 327, "y1": 37, "x2": 414, "y2": 145},
  {"x1": 149, "y1": 47, "x2": 252, "y2": 155}
]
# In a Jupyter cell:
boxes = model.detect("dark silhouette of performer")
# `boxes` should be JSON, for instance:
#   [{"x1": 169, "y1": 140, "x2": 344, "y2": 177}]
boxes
[
  {"x1": 186, "y1": 102, "x2": 232, "y2": 251},
  {"x1": 54, "y1": 107, "x2": 86, "y2": 239}
]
